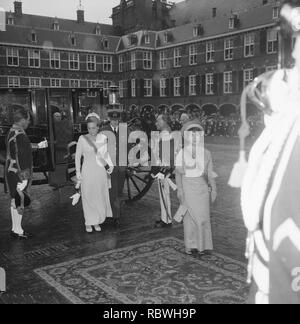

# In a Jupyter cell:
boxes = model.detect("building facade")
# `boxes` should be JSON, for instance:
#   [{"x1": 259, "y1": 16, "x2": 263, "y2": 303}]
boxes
[{"x1": 0, "y1": 0, "x2": 291, "y2": 116}]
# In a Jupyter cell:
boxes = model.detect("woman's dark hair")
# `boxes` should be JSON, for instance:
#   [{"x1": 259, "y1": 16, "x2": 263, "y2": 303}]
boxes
[{"x1": 13, "y1": 105, "x2": 29, "y2": 123}]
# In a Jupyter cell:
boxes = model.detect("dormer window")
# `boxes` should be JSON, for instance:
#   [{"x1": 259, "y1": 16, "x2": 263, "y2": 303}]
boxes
[
  {"x1": 144, "y1": 33, "x2": 150, "y2": 44},
  {"x1": 273, "y1": 6, "x2": 280, "y2": 19},
  {"x1": 7, "y1": 15, "x2": 14, "y2": 25},
  {"x1": 164, "y1": 32, "x2": 169, "y2": 43},
  {"x1": 31, "y1": 31, "x2": 37, "y2": 43},
  {"x1": 193, "y1": 24, "x2": 204, "y2": 37},
  {"x1": 70, "y1": 34, "x2": 76, "y2": 46},
  {"x1": 103, "y1": 39, "x2": 109, "y2": 49},
  {"x1": 229, "y1": 14, "x2": 239, "y2": 29},
  {"x1": 53, "y1": 20, "x2": 59, "y2": 31},
  {"x1": 95, "y1": 25, "x2": 101, "y2": 35},
  {"x1": 128, "y1": 34, "x2": 137, "y2": 46}
]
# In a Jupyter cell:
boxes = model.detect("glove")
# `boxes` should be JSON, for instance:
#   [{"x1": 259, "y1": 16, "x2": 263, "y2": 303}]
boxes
[
  {"x1": 70, "y1": 193, "x2": 81, "y2": 206},
  {"x1": 37, "y1": 139, "x2": 48, "y2": 149}
]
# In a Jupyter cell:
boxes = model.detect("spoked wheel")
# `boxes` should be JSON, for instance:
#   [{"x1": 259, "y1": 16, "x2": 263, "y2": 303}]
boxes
[{"x1": 124, "y1": 165, "x2": 155, "y2": 203}]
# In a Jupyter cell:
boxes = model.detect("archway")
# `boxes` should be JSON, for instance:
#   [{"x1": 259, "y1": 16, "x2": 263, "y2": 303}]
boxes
[
  {"x1": 141, "y1": 105, "x2": 155, "y2": 116},
  {"x1": 219, "y1": 104, "x2": 237, "y2": 117},
  {"x1": 201, "y1": 104, "x2": 218, "y2": 116},
  {"x1": 158, "y1": 105, "x2": 170, "y2": 116}
]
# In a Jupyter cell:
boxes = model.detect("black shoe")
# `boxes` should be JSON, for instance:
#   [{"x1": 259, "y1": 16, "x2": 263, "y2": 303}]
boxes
[
  {"x1": 154, "y1": 220, "x2": 172, "y2": 229},
  {"x1": 10, "y1": 231, "x2": 32, "y2": 240}
]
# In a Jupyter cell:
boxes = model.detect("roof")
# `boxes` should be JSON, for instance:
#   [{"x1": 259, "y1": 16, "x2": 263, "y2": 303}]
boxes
[
  {"x1": 5, "y1": 12, "x2": 116, "y2": 36},
  {"x1": 0, "y1": 24, "x2": 120, "y2": 53}
]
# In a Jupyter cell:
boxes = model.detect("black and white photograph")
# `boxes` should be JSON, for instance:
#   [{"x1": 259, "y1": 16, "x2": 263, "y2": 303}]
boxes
[{"x1": 0, "y1": 0, "x2": 300, "y2": 308}]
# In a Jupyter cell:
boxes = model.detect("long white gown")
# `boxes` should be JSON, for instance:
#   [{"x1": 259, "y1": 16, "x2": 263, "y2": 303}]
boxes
[{"x1": 75, "y1": 134, "x2": 113, "y2": 226}]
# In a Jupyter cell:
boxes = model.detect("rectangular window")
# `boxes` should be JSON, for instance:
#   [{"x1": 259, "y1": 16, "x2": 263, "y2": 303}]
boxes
[
  {"x1": 189, "y1": 45, "x2": 197, "y2": 65},
  {"x1": 273, "y1": 7, "x2": 280, "y2": 19},
  {"x1": 7, "y1": 48, "x2": 19, "y2": 67},
  {"x1": 69, "y1": 53, "x2": 79, "y2": 70},
  {"x1": 224, "y1": 38, "x2": 234, "y2": 61},
  {"x1": 143, "y1": 51, "x2": 152, "y2": 70},
  {"x1": 206, "y1": 41, "x2": 215, "y2": 63},
  {"x1": 29, "y1": 77, "x2": 41, "y2": 88},
  {"x1": 160, "y1": 78, "x2": 167, "y2": 97},
  {"x1": 174, "y1": 77, "x2": 181, "y2": 97},
  {"x1": 244, "y1": 33, "x2": 255, "y2": 57},
  {"x1": 224, "y1": 71, "x2": 233, "y2": 94},
  {"x1": 244, "y1": 69, "x2": 254, "y2": 88},
  {"x1": 119, "y1": 81, "x2": 125, "y2": 98},
  {"x1": 189, "y1": 75, "x2": 197, "y2": 95},
  {"x1": 8, "y1": 76, "x2": 20, "y2": 88},
  {"x1": 131, "y1": 79, "x2": 136, "y2": 97},
  {"x1": 144, "y1": 79, "x2": 152, "y2": 97},
  {"x1": 28, "y1": 49, "x2": 40, "y2": 68},
  {"x1": 131, "y1": 52, "x2": 136, "y2": 70},
  {"x1": 103, "y1": 55, "x2": 113, "y2": 72},
  {"x1": 50, "y1": 51, "x2": 60, "y2": 69},
  {"x1": 103, "y1": 81, "x2": 112, "y2": 97},
  {"x1": 70, "y1": 79, "x2": 80, "y2": 88},
  {"x1": 144, "y1": 33, "x2": 150, "y2": 44},
  {"x1": 119, "y1": 55, "x2": 125, "y2": 72},
  {"x1": 267, "y1": 29, "x2": 278, "y2": 54},
  {"x1": 174, "y1": 48, "x2": 182, "y2": 67},
  {"x1": 87, "y1": 54, "x2": 96, "y2": 71},
  {"x1": 160, "y1": 51, "x2": 167, "y2": 69},
  {"x1": 205, "y1": 73, "x2": 214, "y2": 95},
  {"x1": 87, "y1": 80, "x2": 98, "y2": 97},
  {"x1": 50, "y1": 78, "x2": 62, "y2": 88}
]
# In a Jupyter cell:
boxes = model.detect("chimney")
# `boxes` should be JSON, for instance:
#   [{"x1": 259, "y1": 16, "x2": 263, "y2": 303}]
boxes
[
  {"x1": 14, "y1": 1, "x2": 22, "y2": 17},
  {"x1": 77, "y1": 8, "x2": 84, "y2": 23}
]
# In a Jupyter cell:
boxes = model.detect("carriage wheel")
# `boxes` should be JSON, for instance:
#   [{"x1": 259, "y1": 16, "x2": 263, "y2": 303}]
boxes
[{"x1": 124, "y1": 165, "x2": 155, "y2": 203}]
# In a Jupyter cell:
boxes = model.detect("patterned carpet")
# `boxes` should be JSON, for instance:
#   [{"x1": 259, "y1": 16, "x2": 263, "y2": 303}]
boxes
[{"x1": 34, "y1": 237, "x2": 249, "y2": 304}]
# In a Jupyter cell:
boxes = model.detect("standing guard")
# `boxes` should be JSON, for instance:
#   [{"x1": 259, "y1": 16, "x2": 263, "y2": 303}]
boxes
[{"x1": 5, "y1": 106, "x2": 32, "y2": 239}]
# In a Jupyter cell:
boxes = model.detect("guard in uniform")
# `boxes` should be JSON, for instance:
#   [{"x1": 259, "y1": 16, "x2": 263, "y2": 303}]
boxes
[{"x1": 5, "y1": 106, "x2": 32, "y2": 239}]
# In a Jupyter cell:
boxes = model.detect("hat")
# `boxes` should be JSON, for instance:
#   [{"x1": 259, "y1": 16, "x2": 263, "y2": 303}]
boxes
[
  {"x1": 181, "y1": 120, "x2": 204, "y2": 135},
  {"x1": 15, "y1": 190, "x2": 31, "y2": 208},
  {"x1": 107, "y1": 110, "x2": 121, "y2": 120}
]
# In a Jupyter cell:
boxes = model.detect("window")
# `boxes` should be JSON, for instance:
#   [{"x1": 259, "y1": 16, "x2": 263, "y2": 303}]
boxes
[
  {"x1": 7, "y1": 16, "x2": 14, "y2": 25},
  {"x1": 244, "y1": 69, "x2": 253, "y2": 88},
  {"x1": 7, "y1": 48, "x2": 19, "y2": 67},
  {"x1": 50, "y1": 51, "x2": 60, "y2": 69},
  {"x1": 70, "y1": 79, "x2": 80, "y2": 88},
  {"x1": 119, "y1": 55, "x2": 125, "y2": 72},
  {"x1": 29, "y1": 77, "x2": 41, "y2": 88},
  {"x1": 144, "y1": 33, "x2": 150, "y2": 44},
  {"x1": 229, "y1": 17, "x2": 235, "y2": 30},
  {"x1": 224, "y1": 38, "x2": 234, "y2": 60},
  {"x1": 103, "y1": 39, "x2": 109, "y2": 49},
  {"x1": 87, "y1": 80, "x2": 98, "y2": 88},
  {"x1": 267, "y1": 29, "x2": 278, "y2": 54},
  {"x1": 174, "y1": 77, "x2": 181, "y2": 97},
  {"x1": 174, "y1": 48, "x2": 182, "y2": 68},
  {"x1": 160, "y1": 51, "x2": 167, "y2": 69},
  {"x1": 95, "y1": 26, "x2": 101, "y2": 35},
  {"x1": 71, "y1": 35, "x2": 76, "y2": 46},
  {"x1": 266, "y1": 65, "x2": 277, "y2": 72},
  {"x1": 53, "y1": 22, "x2": 59, "y2": 31},
  {"x1": 119, "y1": 81, "x2": 125, "y2": 98},
  {"x1": 205, "y1": 73, "x2": 214, "y2": 95},
  {"x1": 103, "y1": 55, "x2": 112, "y2": 72},
  {"x1": 50, "y1": 78, "x2": 61, "y2": 88},
  {"x1": 244, "y1": 33, "x2": 255, "y2": 57},
  {"x1": 131, "y1": 79, "x2": 136, "y2": 97},
  {"x1": 69, "y1": 53, "x2": 79, "y2": 70},
  {"x1": 103, "y1": 81, "x2": 112, "y2": 97},
  {"x1": 143, "y1": 51, "x2": 152, "y2": 69},
  {"x1": 31, "y1": 32, "x2": 37, "y2": 43},
  {"x1": 206, "y1": 41, "x2": 215, "y2": 63},
  {"x1": 224, "y1": 72, "x2": 233, "y2": 94},
  {"x1": 189, "y1": 75, "x2": 197, "y2": 96},
  {"x1": 28, "y1": 49, "x2": 40, "y2": 68},
  {"x1": 160, "y1": 78, "x2": 167, "y2": 97},
  {"x1": 87, "y1": 54, "x2": 96, "y2": 71},
  {"x1": 193, "y1": 26, "x2": 199, "y2": 37},
  {"x1": 273, "y1": 6, "x2": 280, "y2": 19},
  {"x1": 164, "y1": 33, "x2": 169, "y2": 43},
  {"x1": 8, "y1": 76, "x2": 20, "y2": 88},
  {"x1": 131, "y1": 52, "x2": 136, "y2": 70},
  {"x1": 144, "y1": 79, "x2": 152, "y2": 97},
  {"x1": 189, "y1": 45, "x2": 197, "y2": 65}
]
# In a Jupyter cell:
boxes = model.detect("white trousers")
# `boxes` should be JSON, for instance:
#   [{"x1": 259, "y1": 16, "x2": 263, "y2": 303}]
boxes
[{"x1": 158, "y1": 179, "x2": 172, "y2": 224}]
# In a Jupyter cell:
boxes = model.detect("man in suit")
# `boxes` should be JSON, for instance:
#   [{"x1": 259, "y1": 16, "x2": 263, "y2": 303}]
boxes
[{"x1": 102, "y1": 110, "x2": 127, "y2": 225}]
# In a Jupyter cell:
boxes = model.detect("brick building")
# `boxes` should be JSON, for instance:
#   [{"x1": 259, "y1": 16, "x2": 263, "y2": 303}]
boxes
[{"x1": 0, "y1": 0, "x2": 289, "y2": 117}]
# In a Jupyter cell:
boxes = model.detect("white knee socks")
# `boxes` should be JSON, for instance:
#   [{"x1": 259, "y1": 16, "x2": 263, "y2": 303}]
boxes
[{"x1": 11, "y1": 207, "x2": 24, "y2": 235}]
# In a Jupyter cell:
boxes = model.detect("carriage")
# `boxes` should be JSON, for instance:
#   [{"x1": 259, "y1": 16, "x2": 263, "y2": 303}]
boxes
[{"x1": 0, "y1": 86, "x2": 156, "y2": 203}]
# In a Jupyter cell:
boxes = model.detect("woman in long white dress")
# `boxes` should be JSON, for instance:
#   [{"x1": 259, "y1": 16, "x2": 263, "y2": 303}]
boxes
[
  {"x1": 176, "y1": 122, "x2": 217, "y2": 255},
  {"x1": 75, "y1": 116, "x2": 113, "y2": 233}
]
